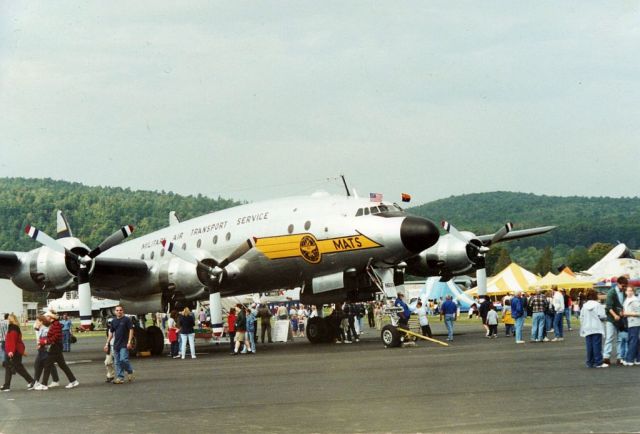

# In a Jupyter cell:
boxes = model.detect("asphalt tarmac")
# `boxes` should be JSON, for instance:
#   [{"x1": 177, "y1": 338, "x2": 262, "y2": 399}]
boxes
[{"x1": 1, "y1": 321, "x2": 639, "y2": 434}]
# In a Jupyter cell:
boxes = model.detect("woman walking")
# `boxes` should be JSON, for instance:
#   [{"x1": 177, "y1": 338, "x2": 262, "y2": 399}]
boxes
[
  {"x1": 2, "y1": 314, "x2": 35, "y2": 391},
  {"x1": 179, "y1": 307, "x2": 196, "y2": 359}
]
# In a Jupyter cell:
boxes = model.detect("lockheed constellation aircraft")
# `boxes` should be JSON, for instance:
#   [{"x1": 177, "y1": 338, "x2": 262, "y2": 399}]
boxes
[{"x1": 0, "y1": 190, "x2": 553, "y2": 350}]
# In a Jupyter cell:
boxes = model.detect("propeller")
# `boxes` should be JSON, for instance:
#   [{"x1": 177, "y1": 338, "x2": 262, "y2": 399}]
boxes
[
  {"x1": 441, "y1": 221, "x2": 513, "y2": 297},
  {"x1": 161, "y1": 237, "x2": 255, "y2": 284},
  {"x1": 161, "y1": 238, "x2": 255, "y2": 338},
  {"x1": 26, "y1": 224, "x2": 134, "y2": 329}
]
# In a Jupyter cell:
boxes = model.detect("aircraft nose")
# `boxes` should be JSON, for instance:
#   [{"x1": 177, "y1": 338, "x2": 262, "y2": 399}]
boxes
[{"x1": 400, "y1": 216, "x2": 440, "y2": 254}]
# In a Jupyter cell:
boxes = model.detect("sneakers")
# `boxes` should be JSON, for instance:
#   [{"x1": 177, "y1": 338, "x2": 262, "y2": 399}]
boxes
[
  {"x1": 105, "y1": 377, "x2": 114, "y2": 383},
  {"x1": 543, "y1": 337, "x2": 550, "y2": 342},
  {"x1": 48, "y1": 381, "x2": 60, "y2": 388},
  {"x1": 127, "y1": 372, "x2": 135, "y2": 383},
  {"x1": 551, "y1": 337, "x2": 559, "y2": 342},
  {"x1": 516, "y1": 340, "x2": 525, "y2": 344},
  {"x1": 112, "y1": 378, "x2": 125, "y2": 384},
  {"x1": 335, "y1": 341, "x2": 342, "y2": 344},
  {"x1": 27, "y1": 381, "x2": 36, "y2": 390},
  {"x1": 172, "y1": 355, "x2": 180, "y2": 359},
  {"x1": 596, "y1": 363, "x2": 609, "y2": 368},
  {"x1": 65, "y1": 380, "x2": 79, "y2": 389},
  {"x1": 603, "y1": 358, "x2": 611, "y2": 365},
  {"x1": 34, "y1": 383, "x2": 48, "y2": 391},
  {"x1": 634, "y1": 361, "x2": 640, "y2": 366},
  {"x1": 1, "y1": 385, "x2": 10, "y2": 392},
  {"x1": 621, "y1": 360, "x2": 634, "y2": 367}
]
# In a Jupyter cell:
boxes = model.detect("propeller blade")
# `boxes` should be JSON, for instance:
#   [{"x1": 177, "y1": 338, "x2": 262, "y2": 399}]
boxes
[
  {"x1": 487, "y1": 222, "x2": 513, "y2": 246},
  {"x1": 56, "y1": 211, "x2": 73, "y2": 238},
  {"x1": 441, "y1": 221, "x2": 471, "y2": 244},
  {"x1": 161, "y1": 240, "x2": 221, "y2": 277},
  {"x1": 78, "y1": 263, "x2": 93, "y2": 330},
  {"x1": 217, "y1": 238, "x2": 255, "y2": 269},
  {"x1": 89, "y1": 225, "x2": 134, "y2": 258},
  {"x1": 25, "y1": 225, "x2": 78, "y2": 260}
]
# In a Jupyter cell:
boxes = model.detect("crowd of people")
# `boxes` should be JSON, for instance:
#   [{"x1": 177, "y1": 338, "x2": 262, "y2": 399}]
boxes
[{"x1": 3, "y1": 276, "x2": 638, "y2": 393}]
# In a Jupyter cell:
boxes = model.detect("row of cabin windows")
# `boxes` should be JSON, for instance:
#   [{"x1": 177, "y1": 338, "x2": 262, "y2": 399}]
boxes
[{"x1": 140, "y1": 220, "x2": 314, "y2": 260}]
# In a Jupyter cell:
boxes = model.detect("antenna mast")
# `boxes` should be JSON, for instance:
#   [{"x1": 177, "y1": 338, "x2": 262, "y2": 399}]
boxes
[{"x1": 340, "y1": 174, "x2": 351, "y2": 197}]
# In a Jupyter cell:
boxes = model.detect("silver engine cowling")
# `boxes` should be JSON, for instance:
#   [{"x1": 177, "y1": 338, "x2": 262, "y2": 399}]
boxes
[
  {"x1": 11, "y1": 238, "x2": 91, "y2": 293},
  {"x1": 406, "y1": 232, "x2": 480, "y2": 277}
]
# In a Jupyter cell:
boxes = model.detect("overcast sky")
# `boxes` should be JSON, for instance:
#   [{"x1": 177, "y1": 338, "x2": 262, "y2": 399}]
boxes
[{"x1": 1, "y1": 1, "x2": 639, "y2": 205}]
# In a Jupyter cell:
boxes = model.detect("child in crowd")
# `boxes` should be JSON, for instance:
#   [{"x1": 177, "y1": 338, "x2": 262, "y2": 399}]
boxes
[
  {"x1": 580, "y1": 289, "x2": 607, "y2": 368},
  {"x1": 502, "y1": 298, "x2": 515, "y2": 337},
  {"x1": 486, "y1": 306, "x2": 499, "y2": 338},
  {"x1": 168, "y1": 320, "x2": 179, "y2": 359}
]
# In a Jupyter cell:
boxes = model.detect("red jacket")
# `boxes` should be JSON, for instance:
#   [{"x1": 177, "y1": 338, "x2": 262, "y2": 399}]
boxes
[
  {"x1": 5, "y1": 324, "x2": 26, "y2": 356},
  {"x1": 46, "y1": 319, "x2": 63, "y2": 346},
  {"x1": 227, "y1": 313, "x2": 236, "y2": 333}
]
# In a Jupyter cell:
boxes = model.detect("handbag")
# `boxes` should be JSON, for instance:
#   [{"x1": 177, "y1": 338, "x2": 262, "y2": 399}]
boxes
[{"x1": 70, "y1": 334, "x2": 77, "y2": 344}]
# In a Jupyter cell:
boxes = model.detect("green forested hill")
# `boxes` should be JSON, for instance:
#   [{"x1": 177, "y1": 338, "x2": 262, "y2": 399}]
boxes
[
  {"x1": 0, "y1": 178, "x2": 240, "y2": 251},
  {"x1": 408, "y1": 191, "x2": 640, "y2": 249}
]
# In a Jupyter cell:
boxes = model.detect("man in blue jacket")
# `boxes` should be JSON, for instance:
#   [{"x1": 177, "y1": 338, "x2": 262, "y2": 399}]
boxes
[
  {"x1": 440, "y1": 295, "x2": 458, "y2": 341},
  {"x1": 511, "y1": 290, "x2": 525, "y2": 344}
]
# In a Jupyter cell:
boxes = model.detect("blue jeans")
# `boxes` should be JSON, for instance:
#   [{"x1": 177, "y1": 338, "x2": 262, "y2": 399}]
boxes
[
  {"x1": 585, "y1": 333, "x2": 603, "y2": 367},
  {"x1": 618, "y1": 331, "x2": 628, "y2": 361},
  {"x1": 444, "y1": 314, "x2": 455, "y2": 340},
  {"x1": 553, "y1": 312, "x2": 564, "y2": 338},
  {"x1": 603, "y1": 322, "x2": 628, "y2": 359},
  {"x1": 180, "y1": 333, "x2": 195, "y2": 358},
  {"x1": 625, "y1": 327, "x2": 639, "y2": 363},
  {"x1": 63, "y1": 330, "x2": 71, "y2": 352},
  {"x1": 514, "y1": 316, "x2": 525, "y2": 341},
  {"x1": 505, "y1": 324, "x2": 514, "y2": 336},
  {"x1": 0, "y1": 341, "x2": 5, "y2": 365},
  {"x1": 564, "y1": 308, "x2": 572, "y2": 330},
  {"x1": 113, "y1": 347, "x2": 133, "y2": 380},
  {"x1": 531, "y1": 312, "x2": 545, "y2": 341},
  {"x1": 545, "y1": 313, "x2": 553, "y2": 336}
]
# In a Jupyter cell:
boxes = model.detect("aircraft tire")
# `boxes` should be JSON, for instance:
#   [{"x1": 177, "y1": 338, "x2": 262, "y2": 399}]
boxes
[
  {"x1": 306, "y1": 317, "x2": 327, "y2": 344},
  {"x1": 132, "y1": 327, "x2": 150, "y2": 356},
  {"x1": 321, "y1": 318, "x2": 337, "y2": 343},
  {"x1": 381, "y1": 324, "x2": 401, "y2": 348},
  {"x1": 147, "y1": 326, "x2": 165, "y2": 356}
]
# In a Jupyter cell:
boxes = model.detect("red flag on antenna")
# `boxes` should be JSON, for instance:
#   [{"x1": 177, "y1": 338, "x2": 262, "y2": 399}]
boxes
[{"x1": 401, "y1": 193, "x2": 411, "y2": 202}]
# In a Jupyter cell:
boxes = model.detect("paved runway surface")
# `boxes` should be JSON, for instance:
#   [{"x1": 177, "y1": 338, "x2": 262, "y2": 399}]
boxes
[{"x1": 1, "y1": 321, "x2": 639, "y2": 433}]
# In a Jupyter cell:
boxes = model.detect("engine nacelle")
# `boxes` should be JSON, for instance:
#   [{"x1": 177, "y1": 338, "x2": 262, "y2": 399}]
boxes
[
  {"x1": 159, "y1": 251, "x2": 212, "y2": 300},
  {"x1": 406, "y1": 233, "x2": 477, "y2": 277},
  {"x1": 11, "y1": 238, "x2": 91, "y2": 293}
]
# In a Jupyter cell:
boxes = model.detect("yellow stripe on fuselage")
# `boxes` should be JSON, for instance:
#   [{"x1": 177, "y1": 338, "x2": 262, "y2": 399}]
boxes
[{"x1": 255, "y1": 232, "x2": 382, "y2": 264}]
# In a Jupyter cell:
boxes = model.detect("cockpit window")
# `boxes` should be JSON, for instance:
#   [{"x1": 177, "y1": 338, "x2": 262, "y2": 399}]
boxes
[
  {"x1": 370, "y1": 206, "x2": 380, "y2": 214},
  {"x1": 355, "y1": 208, "x2": 363, "y2": 217},
  {"x1": 364, "y1": 208, "x2": 370, "y2": 215},
  {"x1": 378, "y1": 204, "x2": 389, "y2": 212}
]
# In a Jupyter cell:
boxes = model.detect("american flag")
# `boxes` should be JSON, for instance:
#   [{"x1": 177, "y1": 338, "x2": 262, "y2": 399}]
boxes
[{"x1": 369, "y1": 192, "x2": 383, "y2": 202}]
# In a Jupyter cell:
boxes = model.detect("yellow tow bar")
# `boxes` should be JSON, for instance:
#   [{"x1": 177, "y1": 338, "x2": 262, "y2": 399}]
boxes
[{"x1": 396, "y1": 327, "x2": 449, "y2": 347}]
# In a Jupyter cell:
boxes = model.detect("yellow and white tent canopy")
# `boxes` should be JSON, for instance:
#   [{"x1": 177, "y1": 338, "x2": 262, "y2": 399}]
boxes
[
  {"x1": 530, "y1": 271, "x2": 593, "y2": 290},
  {"x1": 466, "y1": 263, "x2": 539, "y2": 297}
]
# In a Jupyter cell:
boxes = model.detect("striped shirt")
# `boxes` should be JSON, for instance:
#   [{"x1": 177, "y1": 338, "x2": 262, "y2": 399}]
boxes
[{"x1": 46, "y1": 319, "x2": 63, "y2": 346}]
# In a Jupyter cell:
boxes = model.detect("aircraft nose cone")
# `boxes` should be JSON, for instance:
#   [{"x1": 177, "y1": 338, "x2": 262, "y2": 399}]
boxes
[{"x1": 400, "y1": 216, "x2": 440, "y2": 253}]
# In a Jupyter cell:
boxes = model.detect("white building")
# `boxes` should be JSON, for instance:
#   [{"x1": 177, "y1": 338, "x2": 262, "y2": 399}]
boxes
[{"x1": 0, "y1": 279, "x2": 24, "y2": 317}]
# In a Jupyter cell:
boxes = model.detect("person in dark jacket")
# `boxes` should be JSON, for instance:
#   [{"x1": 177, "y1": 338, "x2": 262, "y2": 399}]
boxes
[
  {"x1": 1, "y1": 314, "x2": 35, "y2": 392},
  {"x1": 179, "y1": 307, "x2": 196, "y2": 359},
  {"x1": 256, "y1": 305, "x2": 273, "y2": 343},
  {"x1": 35, "y1": 311, "x2": 78, "y2": 390},
  {"x1": 478, "y1": 296, "x2": 493, "y2": 337},
  {"x1": 232, "y1": 304, "x2": 248, "y2": 355}
]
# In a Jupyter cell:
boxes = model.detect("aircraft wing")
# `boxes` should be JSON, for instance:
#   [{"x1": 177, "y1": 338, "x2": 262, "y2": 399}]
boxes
[
  {"x1": 0, "y1": 251, "x2": 21, "y2": 279},
  {"x1": 476, "y1": 226, "x2": 556, "y2": 245},
  {"x1": 90, "y1": 257, "x2": 151, "y2": 290}
]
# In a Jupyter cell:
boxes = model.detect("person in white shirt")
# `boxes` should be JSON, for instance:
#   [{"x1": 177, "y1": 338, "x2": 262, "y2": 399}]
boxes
[
  {"x1": 552, "y1": 286, "x2": 565, "y2": 341},
  {"x1": 580, "y1": 289, "x2": 607, "y2": 368},
  {"x1": 411, "y1": 301, "x2": 432, "y2": 338},
  {"x1": 622, "y1": 285, "x2": 640, "y2": 366}
]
